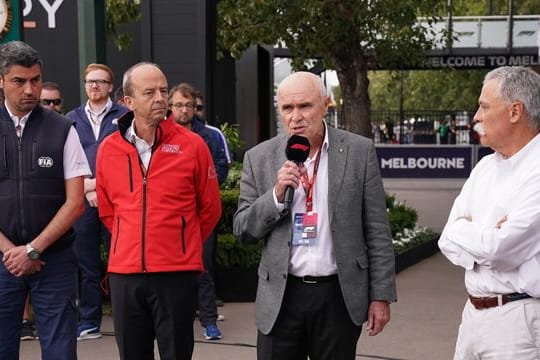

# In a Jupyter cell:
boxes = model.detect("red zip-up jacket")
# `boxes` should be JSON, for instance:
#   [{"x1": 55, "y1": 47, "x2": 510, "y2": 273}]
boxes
[{"x1": 96, "y1": 112, "x2": 221, "y2": 274}]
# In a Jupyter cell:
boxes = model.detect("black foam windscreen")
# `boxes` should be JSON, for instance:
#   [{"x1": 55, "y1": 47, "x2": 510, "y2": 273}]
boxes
[{"x1": 285, "y1": 135, "x2": 310, "y2": 163}]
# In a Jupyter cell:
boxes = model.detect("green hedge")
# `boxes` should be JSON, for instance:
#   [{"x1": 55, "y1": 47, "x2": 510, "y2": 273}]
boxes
[
  {"x1": 218, "y1": 189, "x2": 239, "y2": 235},
  {"x1": 216, "y1": 233, "x2": 262, "y2": 269},
  {"x1": 220, "y1": 161, "x2": 242, "y2": 190},
  {"x1": 386, "y1": 194, "x2": 418, "y2": 238},
  {"x1": 216, "y1": 189, "x2": 429, "y2": 268}
]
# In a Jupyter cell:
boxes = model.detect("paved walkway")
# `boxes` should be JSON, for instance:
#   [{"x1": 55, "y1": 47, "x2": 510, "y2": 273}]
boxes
[
  {"x1": 19, "y1": 253, "x2": 467, "y2": 360},
  {"x1": 20, "y1": 179, "x2": 467, "y2": 359},
  {"x1": 383, "y1": 178, "x2": 465, "y2": 233}
]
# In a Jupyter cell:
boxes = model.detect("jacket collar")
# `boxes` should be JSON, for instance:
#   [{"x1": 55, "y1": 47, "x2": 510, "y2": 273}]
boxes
[{"x1": 118, "y1": 109, "x2": 174, "y2": 148}]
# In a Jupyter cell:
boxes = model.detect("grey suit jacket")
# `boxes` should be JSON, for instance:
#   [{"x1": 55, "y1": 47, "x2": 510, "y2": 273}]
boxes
[{"x1": 233, "y1": 126, "x2": 397, "y2": 334}]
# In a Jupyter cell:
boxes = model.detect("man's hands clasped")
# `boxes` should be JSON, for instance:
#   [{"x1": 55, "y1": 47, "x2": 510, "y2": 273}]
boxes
[{"x1": 2, "y1": 246, "x2": 44, "y2": 277}]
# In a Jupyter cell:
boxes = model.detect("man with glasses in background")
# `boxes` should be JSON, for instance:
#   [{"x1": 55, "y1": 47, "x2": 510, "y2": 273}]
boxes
[
  {"x1": 66, "y1": 63, "x2": 127, "y2": 341},
  {"x1": 169, "y1": 83, "x2": 228, "y2": 341},
  {"x1": 40, "y1": 82, "x2": 63, "y2": 114}
]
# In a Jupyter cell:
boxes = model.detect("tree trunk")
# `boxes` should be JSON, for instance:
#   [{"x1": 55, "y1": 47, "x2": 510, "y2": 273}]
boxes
[{"x1": 334, "y1": 56, "x2": 372, "y2": 138}]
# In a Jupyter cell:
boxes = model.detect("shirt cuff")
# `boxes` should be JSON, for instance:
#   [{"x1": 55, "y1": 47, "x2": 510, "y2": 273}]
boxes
[{"x1": 273, "y1": 186, "x2": 285, "y2": 212}]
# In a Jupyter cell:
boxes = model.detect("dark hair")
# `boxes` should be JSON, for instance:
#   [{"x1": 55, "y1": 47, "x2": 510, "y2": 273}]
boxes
[
  {"x1": 114, "y1": 86, "x2": 124, "y2": 101},
  {"x1": 193, "y1": 89, "x2": 203, "y2": 101},
  {"x1": 168, "y1": 83, "x2": 196, "y2": 103},
  {"x1": 0, "y1": 41, "x2": 42, "y2": 76},
  {"x1": 42, "y1": 81, "x2": 61, "y2": 93}
]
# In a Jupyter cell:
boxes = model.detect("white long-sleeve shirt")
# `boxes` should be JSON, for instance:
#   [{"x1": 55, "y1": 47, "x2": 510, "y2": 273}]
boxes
[{"x1": 439, "y1": 134, "x2": 540, "y2": 297}]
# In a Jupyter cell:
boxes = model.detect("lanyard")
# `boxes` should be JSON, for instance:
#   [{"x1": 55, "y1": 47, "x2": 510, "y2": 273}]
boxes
[{"x1": 299, "y1": 149, "x2": 322, "y2": 212}]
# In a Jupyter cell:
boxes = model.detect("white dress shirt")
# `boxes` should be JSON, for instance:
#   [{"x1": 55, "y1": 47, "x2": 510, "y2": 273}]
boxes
[
  {"x1": 6, "y1": 105, "x2": 90, "y2": 180},
  {"x1": 439, "y1": 133, "x2": 540, "y2": 297},
  {"x1": 85, "y1": 98, "x2": 112, "y2": 140},
  {"x1": 125, "y1": 120, "x2": 153, "y2": 170},
  {"x1": 274, "y1": 123, "x2": 337, "y2": 277}
]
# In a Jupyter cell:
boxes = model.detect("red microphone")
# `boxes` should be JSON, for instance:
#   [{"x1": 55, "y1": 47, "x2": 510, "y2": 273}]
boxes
[{"x1": 283, "y1": 135, "x2": 310, "y2": 212}]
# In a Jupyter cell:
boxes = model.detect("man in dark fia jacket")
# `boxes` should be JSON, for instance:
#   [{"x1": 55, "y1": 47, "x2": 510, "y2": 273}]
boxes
[{"x1": 0, "y1": 41, "x2": 90, "y2": 360}]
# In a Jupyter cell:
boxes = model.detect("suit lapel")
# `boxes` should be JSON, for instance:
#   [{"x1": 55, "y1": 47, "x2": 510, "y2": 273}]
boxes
[{"x1": 327, "y1": 128, "x2": 347, "y2": 225}]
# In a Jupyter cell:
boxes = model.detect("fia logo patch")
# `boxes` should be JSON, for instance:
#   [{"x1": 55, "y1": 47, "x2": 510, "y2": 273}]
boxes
[{"x1": 38, "y1": 157, "x2": 54, "y2": 168}]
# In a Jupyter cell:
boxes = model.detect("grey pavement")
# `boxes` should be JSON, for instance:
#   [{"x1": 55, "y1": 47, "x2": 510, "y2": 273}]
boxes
[
  {"x1": 383, "y1": 178, "x2": 466, "y2": 233},
  {"x1": 19, "y1": 253, "x2": 466, "y2": 360},
  {"x1": 19, "y1": 179, "x2": 468, "y2": 359}
]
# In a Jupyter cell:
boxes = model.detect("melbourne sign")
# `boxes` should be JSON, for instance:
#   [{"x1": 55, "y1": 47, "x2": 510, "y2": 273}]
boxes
[{"x1": 376, "y1": 146, "x2": 473, "y2": 178}]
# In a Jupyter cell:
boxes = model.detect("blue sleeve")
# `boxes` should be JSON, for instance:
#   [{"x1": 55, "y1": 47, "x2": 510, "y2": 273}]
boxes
[
  {"x1": 201, "y1": 129, "x2": 229, "y2": 185},
  {"x1": 212, "y1": 140, "x2": 229, "y2": 185}
]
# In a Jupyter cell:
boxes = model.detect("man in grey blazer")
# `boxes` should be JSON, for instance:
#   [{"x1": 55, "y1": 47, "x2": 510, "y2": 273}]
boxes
[{"x1": 233, "y1": 71, "x2": 397, "y2": 360}]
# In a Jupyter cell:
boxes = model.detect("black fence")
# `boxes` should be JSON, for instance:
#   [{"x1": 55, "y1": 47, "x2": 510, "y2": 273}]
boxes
[{"x1": 326, "y1": 109, "x2": 480, "y2": 145}]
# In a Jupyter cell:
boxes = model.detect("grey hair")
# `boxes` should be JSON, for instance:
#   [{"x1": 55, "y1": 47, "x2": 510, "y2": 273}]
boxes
[
  {"x1": 277, "y1": 71, "x2": 327, "y2": 102},
  {"x1": 122, "y1": 62, "x2": 161, "y2": 97},
  {"x1": 484, "y1": 66, "x2": 540, "y2": 130},
  {"x1": 0, "y1": 41, "x2": 42, "y2": 76}
]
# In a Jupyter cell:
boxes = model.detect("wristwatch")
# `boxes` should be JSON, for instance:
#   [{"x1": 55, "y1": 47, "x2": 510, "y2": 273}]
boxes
[{"x1": 25, "y1": 243, "x2": 40, "y2": 260}]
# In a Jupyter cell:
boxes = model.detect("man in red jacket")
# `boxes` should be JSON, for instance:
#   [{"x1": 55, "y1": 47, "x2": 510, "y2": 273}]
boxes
[{"x1": 96, "y1": 62, "x2": 221, "y2": 360}]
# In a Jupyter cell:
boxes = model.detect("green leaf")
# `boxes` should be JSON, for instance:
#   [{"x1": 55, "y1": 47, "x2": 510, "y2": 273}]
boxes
[{"x1": 105, "y1": 0, "x2": 141, "y2": 51}]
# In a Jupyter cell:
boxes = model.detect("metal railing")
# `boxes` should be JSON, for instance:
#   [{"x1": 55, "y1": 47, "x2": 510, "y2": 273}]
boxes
[
  {"x1": 420, "y1": 15, "x2": 540, "y2": 49},
  {"x1": 326, "y1": 109, "x2": 479, "y2": 145}
]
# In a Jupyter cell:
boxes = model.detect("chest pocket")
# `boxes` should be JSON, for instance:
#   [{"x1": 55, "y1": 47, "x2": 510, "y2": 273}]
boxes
[
  {"x1": 25, "y1": 137, "x2": 62, "y2": 178},
  {"x1": 0, "y1": 135, "x2": 7, "y2": 176}
]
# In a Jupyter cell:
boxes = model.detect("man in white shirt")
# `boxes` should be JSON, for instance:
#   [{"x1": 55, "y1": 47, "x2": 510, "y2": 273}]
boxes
[{"x1": 439, "y1": 66, "x2": 540, "y2": 359}]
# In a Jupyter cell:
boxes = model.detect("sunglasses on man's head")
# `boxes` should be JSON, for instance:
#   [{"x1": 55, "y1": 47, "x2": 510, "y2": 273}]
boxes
[{"x1": 41, "y1": 98, "x2": 62, "y2": 106}]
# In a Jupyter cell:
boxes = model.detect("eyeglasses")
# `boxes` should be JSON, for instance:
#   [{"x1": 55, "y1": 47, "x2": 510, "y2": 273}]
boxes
[
  {"x1": 171, "y1": 102, "x2": 194, "y2": 111},
  {"x1": 84, "y1": 79, "x2": 110, "y2": 86},
  {"x1": 41, "y1": 98, "x2": 62, "y2": 106},
  {"x1": 195, "y1": 105, "x2": 204, "y2": 112}
]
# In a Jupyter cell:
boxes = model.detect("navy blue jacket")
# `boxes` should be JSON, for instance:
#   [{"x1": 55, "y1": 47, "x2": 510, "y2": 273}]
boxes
[
  {"x1": 0, "y1": 106, "x2": 74, "y2": 248},
  {"x1": 192, "y1": 116, "x2": 229, "y2": 185},
  {"x1": 66, "y1": 102, "x2": 128, "y2": 177}
]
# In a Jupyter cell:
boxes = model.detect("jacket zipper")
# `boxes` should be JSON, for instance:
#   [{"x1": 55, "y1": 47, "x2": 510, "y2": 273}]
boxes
[
  {"x1": 127, "y1": 155, "x2": 133, "y2": 192},
  {"x1": 113, "y1": 216, "x2": 120, "y2": 254},
  {"x1": 139, "y1": 153, "x2": 154, "y2": 272},
  {"x1": 31, "y1": 139, "x2": 36, "y2": 170},
  {"x1": 181, "y1": 216, "x2": 186, "y2": 254},
  {"x1": 123, "y1": 123, "x2": 159, "y2": 272},
  {"x1": 2, "y1": 135, "x2": 7, "y2": 169},
  {"x1": 17, "y1": 135, "x2": 27, "y2": 241},
  {"x1": 141, "y1": 175, "x2": 147, "y2": 271}
]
